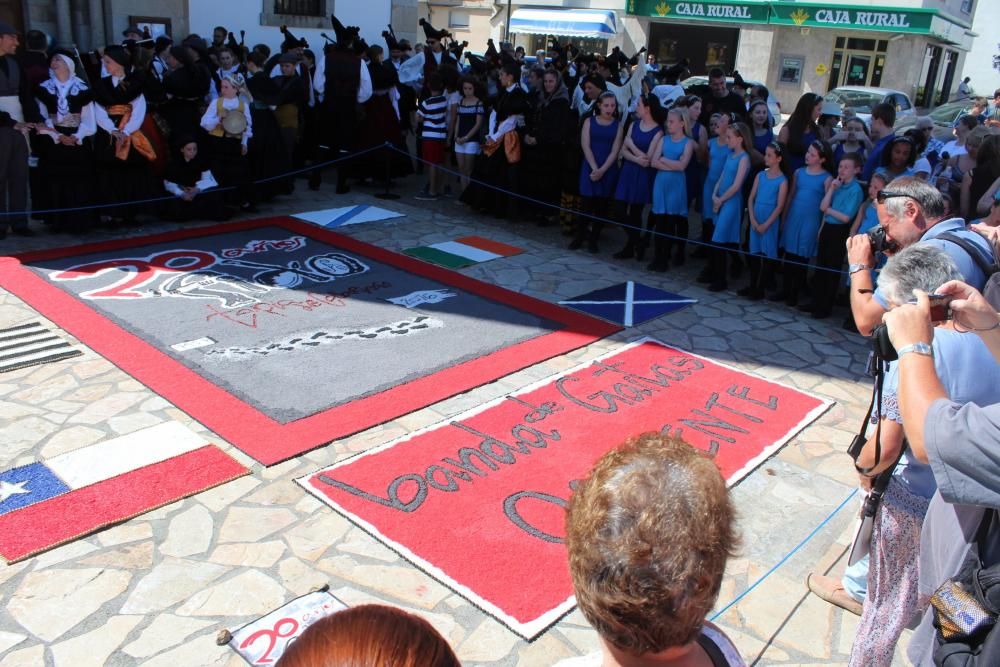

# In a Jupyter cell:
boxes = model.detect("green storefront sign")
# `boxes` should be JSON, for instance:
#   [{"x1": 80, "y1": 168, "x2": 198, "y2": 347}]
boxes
[
  {"x1": 627, "y1": 1, "x2": 966, "y2": 39},
  {"x1": 769, "y1": 2, "x2": 933, "y2": 33},
  {"x1": 627, "y1": 0, "x2": 770, "y2": 24}
]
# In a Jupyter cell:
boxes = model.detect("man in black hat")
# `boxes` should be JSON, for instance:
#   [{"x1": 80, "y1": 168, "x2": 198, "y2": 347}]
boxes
[
  {"x1": 311, "y1": 15, "x2": 371, "y2": 193},
  {"x1": 398, "y1": 18, "x2": 455, "y2": 88},
  {"x1": 0, "y1": 23, "x2": 41, "y2": 238}
]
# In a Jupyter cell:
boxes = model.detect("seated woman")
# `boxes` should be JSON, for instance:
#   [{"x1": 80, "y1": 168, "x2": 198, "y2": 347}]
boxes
[
  {"x1": 560, "y1": 433, "x2": 744, "y2": 666},
  {"x1": 275, "y1": 603, "x2": 459, "y2": 667},
  {"x1": 162, "y1": 138, "x2": 226, "y2": 222}
]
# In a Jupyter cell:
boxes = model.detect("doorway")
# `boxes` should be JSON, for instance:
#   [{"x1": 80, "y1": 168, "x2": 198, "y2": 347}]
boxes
[
  {"x1": 845, "y1": 54, "x2": 871, "y2": 86},
  {"x1": 827, "y1": 37, "x2": 888, "y2": 91}
]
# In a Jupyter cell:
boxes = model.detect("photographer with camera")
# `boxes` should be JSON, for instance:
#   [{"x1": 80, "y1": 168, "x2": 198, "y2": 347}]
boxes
[
  {"x1": 842, "y1": 246, "x2": 1000, "y2": 666},
  {"x1": 846, "y1": 176, "x2": 995, "y2": 336},
  {"x1": 877, "y1": 281, "x2": 1000, "y2": 665}
]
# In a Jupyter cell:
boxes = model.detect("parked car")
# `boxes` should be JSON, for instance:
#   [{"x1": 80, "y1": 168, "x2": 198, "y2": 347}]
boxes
[
  {"x1": 823, "y1": 86, "x2": 915, "y2": 126},
  {"x1": 894, "y1": 100, "x2": 974, "y2": 142},
  {"x1": 682, "y1": 76, "x2": 782, "y2": 123}
]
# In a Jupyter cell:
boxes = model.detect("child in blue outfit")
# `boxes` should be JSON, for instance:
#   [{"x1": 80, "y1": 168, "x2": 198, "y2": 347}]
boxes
[
  {"x1": 649, "y1": 107, "x2": 694, "y2": 271},
  {"x1": 741, "y1": 141, "x2": 789, "y2": 299},
  {"x1": 805, "y1": 152, "x2": 865, "y2": 319},
  {"x1": 707, "y1": 121, "x2": 752, "y2": 292}
]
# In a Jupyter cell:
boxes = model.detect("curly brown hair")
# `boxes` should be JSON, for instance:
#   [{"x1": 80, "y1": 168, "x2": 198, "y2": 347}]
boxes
[{"x1": 565, "y1": 433, "x2": 738, "y2": 656}]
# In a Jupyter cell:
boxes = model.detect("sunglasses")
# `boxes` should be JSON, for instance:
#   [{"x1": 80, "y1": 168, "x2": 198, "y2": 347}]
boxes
[{"x1": 876, "y1": 190, "x2": 911, "y2": 204}]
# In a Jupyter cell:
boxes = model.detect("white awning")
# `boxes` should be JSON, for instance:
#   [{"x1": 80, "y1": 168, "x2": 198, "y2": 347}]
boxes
[{"x1": 509, "y1": 9, "x2": 617, "y2": 39}]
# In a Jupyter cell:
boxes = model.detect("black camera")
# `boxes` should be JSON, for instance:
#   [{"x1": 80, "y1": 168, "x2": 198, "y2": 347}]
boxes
[
  {"x1": 867, "y1": 225, "x2": 899, "y2": 254},
  {"x1": 870, "y1": 323, "x2": 898, "y2": 362}
]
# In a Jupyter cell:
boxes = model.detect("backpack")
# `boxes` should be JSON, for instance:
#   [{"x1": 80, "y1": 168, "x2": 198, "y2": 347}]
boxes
[
  {"x1": 938, "y1": 231, "x2": 1000, "y2": 311},
  {"x1": 932, "y1": 510, "x2": 1000, "y2": 665}
]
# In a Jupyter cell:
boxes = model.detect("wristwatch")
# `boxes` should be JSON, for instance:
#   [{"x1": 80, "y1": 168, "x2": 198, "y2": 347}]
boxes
[
  {"x1": 848, "y1": 263, "x2": 872, "y2": 275},
  {"x1": 896, "y1": 342, "x2": 934, "y2": 358}
]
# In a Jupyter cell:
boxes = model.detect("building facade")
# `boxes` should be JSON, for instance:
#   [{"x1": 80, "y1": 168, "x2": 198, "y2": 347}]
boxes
[
  {"x1": 959, "y1": 0, "x2": 998, "y2": 97},
  {"x1": 2, "y1": 0, "x2": 417, "y2": 55},
  {"x1": 627, "y1": 0, "x2": 978, "y2": 109}
]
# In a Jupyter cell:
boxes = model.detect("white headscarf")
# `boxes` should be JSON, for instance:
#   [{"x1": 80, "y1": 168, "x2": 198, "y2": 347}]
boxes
[{"x1": 40, "y1": 54, "x2": 88, "y2": 120}]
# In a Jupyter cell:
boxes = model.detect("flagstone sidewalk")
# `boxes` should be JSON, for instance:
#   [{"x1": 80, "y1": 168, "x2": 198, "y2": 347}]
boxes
[{"x1": 0, "y1": 176, "x2": 909, "y2": 666}]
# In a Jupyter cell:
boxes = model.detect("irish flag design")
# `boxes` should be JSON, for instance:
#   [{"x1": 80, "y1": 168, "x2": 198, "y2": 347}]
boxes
[{"x1": 404, "y1": 236, "x2": 523, "y2": 269}]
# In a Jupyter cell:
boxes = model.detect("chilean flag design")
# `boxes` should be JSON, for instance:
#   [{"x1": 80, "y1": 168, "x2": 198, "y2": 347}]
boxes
[{"x1": 0, "y1": 422, "x2": 248, "y2": 562}]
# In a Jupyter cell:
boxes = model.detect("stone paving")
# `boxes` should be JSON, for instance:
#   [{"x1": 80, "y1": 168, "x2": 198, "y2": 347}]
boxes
[{"x1": 0, "y1": 172, "x2": 910, "y2": 666}]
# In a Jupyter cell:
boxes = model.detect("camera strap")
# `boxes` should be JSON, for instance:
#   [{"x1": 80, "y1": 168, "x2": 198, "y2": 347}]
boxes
[{"x1": 849, "y1": 357, "x2": 885, "y2": 475}]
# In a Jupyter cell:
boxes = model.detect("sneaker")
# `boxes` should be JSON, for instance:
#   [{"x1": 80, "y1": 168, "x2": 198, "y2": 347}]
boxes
[{"x1": 806, "y1": 573, "x2": 863, "y2": 616}]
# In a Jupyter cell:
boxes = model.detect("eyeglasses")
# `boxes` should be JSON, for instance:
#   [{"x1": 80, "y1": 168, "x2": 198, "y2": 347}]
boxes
[{"x1": 876, "y1": 190, "x2": 911, "y2": 204}]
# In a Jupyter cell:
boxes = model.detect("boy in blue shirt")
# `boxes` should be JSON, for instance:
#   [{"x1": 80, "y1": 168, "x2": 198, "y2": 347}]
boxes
[{"x1": 805, "y1": 152, "x2": 865, "y2": 319}]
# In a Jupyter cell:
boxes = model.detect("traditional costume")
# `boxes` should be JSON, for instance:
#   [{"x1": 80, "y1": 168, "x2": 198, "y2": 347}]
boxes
[
  {"x1": 200, "y1": 73, "x2": 253, "y2": 208},
  {"x1": 162, "y1": 139, "x2": 225, "y2": 222},
  {"x1": 0, "y1": 22, "x2": 41, "y2": 236},
  {"x1": 159, "y1": 46, "x2": 210, "y2": 142},
  {"x1": 34, "y1": 52, "x2": 97, "y2": 232},
  {"x1": 312, "y1": 15, "x2": 372, "y2": 193},
  {"x1": 91, "y1": 45, "x2": 157, "y2": 222}
]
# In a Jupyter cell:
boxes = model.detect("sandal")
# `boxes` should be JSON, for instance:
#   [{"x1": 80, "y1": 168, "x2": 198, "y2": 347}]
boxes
[{"x1": 806, "y1": 573, "x2": 863, "y2": 616}]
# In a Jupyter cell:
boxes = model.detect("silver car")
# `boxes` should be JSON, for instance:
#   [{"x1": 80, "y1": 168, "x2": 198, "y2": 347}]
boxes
[{"x1": 823, "y1": 86, "x2": 915, "y2": 127}]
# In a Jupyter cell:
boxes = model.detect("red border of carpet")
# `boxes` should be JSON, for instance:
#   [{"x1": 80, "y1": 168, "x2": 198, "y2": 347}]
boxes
[{"x1": 0, "y1": 217, "x2": 620, "y2": 465}]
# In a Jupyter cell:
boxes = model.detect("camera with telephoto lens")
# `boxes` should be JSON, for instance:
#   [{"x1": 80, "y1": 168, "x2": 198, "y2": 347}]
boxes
[{"x1": 867, "y1": 225, "x2": 899, "y2": 254}]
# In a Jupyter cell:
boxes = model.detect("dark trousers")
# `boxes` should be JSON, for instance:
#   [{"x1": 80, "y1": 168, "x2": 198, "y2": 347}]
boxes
[
  {"x1": 781, "y1": 253, "x2": 810, "y2": 305},
  {"x1": 811, "y1": 223, "x2": 851, "y2": 316},
  {"x1": 0, "y1": 128, "x2": 29, "y2": 231}
]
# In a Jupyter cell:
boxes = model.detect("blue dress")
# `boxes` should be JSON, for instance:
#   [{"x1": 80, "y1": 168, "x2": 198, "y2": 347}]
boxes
[
  {"x1": 711, "y1": 151, "x2": 749, "y2": 244},
  {"x1": 579, "y1": 117, "x2": 621, "y2": 198},
  {"x1": 685, "y1": 122, "x2": 704, "y2": 204},
  {"x1": 781, "y1": 167, "x2": 829, "y2": 257},
  {"x1": 614, "y1": 121, "x2": 659, "y2": 204},
  {"x1": 786, "y1": 129, "x2": 817, "y2": 173},
  {"x1": 752, "y1": 127, "x2": 774, "y2": 157},
  {"x1": 652, "y1": 135, "x2": 690, "y2": 215},
  {"x1": 702, "y1": 137, "x2": 730, "y2": 221},
  {"x1": 750, "y1": 171, "x2": 786, "y2": 258}
]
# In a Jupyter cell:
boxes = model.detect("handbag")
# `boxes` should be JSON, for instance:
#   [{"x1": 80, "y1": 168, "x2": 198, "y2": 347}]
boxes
[{"x1": 932, "y1": 510, "x2": 1000, "y2": 665}]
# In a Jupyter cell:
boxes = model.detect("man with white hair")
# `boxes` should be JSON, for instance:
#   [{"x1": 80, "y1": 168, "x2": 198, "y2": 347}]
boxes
[{"x1": 846, "y1": 176, "x2": 995, "y2": 335}]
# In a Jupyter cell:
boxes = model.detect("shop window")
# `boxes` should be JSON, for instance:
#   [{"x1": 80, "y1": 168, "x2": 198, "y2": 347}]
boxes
[
  {"x1": 263, "y1": 0, "x2": 332, "y2": 28},
  {"x1": 449, "y1": 11, "x2": 470, "y2": 29},
  {"x1": 960, "y1": 0, "x2": 973, "y2": 14},
  {"x1": 877, "y1": 40, "x2": 888, "y2": 53},
  {"x1": 836, "y1": 37, "x2": 845, "y2": 48},
  {"x1": 829, "y1": 52, "x2": 843, "y2": 91},
  {"x1": 130, "y1": 16, "x2": 171, "y2": 38},
  {"x1": 847, "y1": 38, "x2": 876, "y2": 52}
]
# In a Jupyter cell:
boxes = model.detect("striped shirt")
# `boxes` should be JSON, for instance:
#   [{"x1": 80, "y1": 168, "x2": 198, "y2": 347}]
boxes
[{"x1": 418, "y1": 94, "x2": 448, "y2": 140}]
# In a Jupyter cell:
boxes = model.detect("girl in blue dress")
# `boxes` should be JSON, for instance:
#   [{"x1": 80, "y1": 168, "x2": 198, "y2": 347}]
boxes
[
  {"x1": 674, "y1": 95, "x2": 708, "y2": 262},
  {"x1": 741, "y1": 141, "x2": 789, "y2": 299},
  {"x1": 771, "y1": 139, "x2": 834, "y2": 306},
  {"x1": 573, "y1": 91, "x2": 624, "y2": 253},
  {"x1": 696, "y1": 112, "x2": 733, "y2": 280},
  {"x1": 648, "y1": 107, "x2": 694, "y2": 272},
  {"x1": 707, "y1": 122, "x2": 752, "y2": 292},
  {"x1": 612, "y1": 94, "x2": 664, "y2": 260}
]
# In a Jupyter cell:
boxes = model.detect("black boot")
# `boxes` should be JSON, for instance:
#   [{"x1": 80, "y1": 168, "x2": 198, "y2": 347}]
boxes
[
  {"x1": 569, "y1": 222, "x2": 587, "y2": 250},
  {"x1": 692, "y1": 219, "x2": 714, "y2": 259},
  {"x1": 646, "y1": 215, "x2": 669, "y2": 272},
  {"x1": 708, "y1": 246, "x2": 728, "y2": 292},
  {"x1": 674, "y1": 217, "x2": 689, "y2": 265}
]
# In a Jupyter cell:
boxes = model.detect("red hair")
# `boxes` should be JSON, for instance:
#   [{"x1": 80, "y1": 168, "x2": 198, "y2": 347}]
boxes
[{"x1": 275, "y1": 604, "x2": 460, "y2": 667}]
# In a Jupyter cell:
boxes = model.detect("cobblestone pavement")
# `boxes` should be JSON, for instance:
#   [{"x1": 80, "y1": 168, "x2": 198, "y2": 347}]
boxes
[{"x1": 0, "y1": 172, "x2": 909, "y2": 666}]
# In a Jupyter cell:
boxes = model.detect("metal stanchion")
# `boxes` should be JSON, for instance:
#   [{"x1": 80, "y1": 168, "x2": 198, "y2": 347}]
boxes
[{"x1": 374, "y1": 143, "x2": 400, "y2": 201}]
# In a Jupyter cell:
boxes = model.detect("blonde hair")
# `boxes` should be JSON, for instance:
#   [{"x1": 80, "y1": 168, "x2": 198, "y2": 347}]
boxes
[{"x1": 668, "y1": 107, "x2": 691, "y2": 137}]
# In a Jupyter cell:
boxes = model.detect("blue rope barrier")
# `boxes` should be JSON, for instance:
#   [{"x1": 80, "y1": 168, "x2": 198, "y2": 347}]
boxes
[
  {"x1": 0, "y1": 143, "x2": 385, "y2": 218},
  {"x1": 709, "y1": 487, "x2": 859, "y2": 622},
  {"x1": 382, "y1": 143, "x2": 868, "y2": 277}
]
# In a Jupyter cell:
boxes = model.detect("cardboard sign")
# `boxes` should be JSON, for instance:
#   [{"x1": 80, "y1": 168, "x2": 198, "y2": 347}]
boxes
[
  {"x1": 299, "y1": 338, "x2": 832, "y2": 638},
  {"x1": 228, "y1": 590, "x2": 347, "y2": 665}
]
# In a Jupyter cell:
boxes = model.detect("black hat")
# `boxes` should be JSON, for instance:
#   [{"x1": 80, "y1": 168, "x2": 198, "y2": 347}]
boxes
[
  {"x1": 0, "y1": 22, "x2": 17, "y2": 36},
  {"x1": 280, "y1": 25, "x2": 307, "y2": 51},
  {"x1": 331, "y1": 14, "x2": 359, "y2": 47},
  {"x1": 169, "y1": 45, "x2": 194, "y2": 67},
  {"x1": 278, "y1": 51, "x2": 299, "y2": 64},
  {"x1": 104, "y1": 45, "x2": 130, "y2": 68},
  {"x1": 485, "y1": 38, "x2": 499, "y2": 60},
  {"x1": 466, "y1": 53, "x2": 487, "y2": 75},
  {"x1": 419, "y1": 18, "x2": 449, "y2": 41},
  {"x1": 383, "y1": 26, "x2": 400, "y2": 52},
  {"x1": 122, "y1": 25, "x2": 145, "y2": 39},
  {"x1": 449, "y1": 40, "x2": 468, "y2": 59},
  {"x1": 398, "y1": 39, "x2": 412, "y2": 52},
  {"x1": 154, "y1": 35, "x2": 172, "y2": 53}
]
